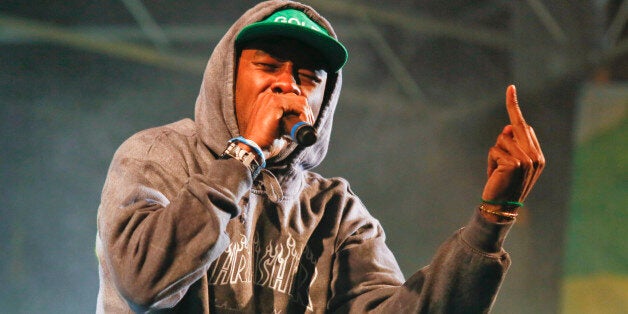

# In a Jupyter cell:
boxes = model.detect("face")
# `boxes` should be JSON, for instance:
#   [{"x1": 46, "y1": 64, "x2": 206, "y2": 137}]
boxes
[{"x1": 234, "y1": 38, "x2": 328, "y2": 156}]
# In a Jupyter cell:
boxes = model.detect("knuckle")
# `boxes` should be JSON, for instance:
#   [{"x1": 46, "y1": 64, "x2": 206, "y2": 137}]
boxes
[
  {"x1": 502, "y1": 157, "x2": 520, "y2": 168},
  {"x1": 533, "y1": 153, "x2": 545, "y2": 166},
  {"x1": 513, "y1": 159, "x2": 522, "y2": 168},
  {"x1": 537, "y1": 157, "x2": 546, "y2": 169}
]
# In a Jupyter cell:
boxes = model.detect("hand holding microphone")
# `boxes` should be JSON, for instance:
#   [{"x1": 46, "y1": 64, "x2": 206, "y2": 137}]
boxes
[
  {"x1": 240, "y1": 90, "x2": 318, "y2": 151},
  {"x1": 282, "y1": 115, "x2": 318, "y2": 147}
]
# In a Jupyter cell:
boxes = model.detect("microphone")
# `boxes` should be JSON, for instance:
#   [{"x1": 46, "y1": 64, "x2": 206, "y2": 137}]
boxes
[{"x1": 282, "y1": 115, "x2": 318, "y2": 147}]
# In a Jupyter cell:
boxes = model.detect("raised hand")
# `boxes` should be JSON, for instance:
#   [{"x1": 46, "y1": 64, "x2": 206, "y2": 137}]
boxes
[{"x1": 481, "y1": 85, "x2": 545, "y2": 218}]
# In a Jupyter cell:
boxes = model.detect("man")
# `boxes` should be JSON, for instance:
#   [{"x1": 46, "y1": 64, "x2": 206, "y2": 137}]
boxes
[{"x1": 96, "y1": 1, "x2": 544, "y2": 313}]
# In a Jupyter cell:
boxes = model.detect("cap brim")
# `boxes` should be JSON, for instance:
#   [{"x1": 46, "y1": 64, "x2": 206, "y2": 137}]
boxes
[{"x1": 236, "y1": 23, "x2": 347, "y2": 73}]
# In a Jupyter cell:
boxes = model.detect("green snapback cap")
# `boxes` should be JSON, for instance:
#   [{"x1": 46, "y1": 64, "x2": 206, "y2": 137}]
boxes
[{"x1": 236, "y1": 9, "x2": 348, "y2": 72}]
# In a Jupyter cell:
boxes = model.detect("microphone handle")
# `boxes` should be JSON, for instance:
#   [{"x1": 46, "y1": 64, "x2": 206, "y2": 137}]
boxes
[{"x1": 282, "y1": 115, "x2": 318, "y2": 147}]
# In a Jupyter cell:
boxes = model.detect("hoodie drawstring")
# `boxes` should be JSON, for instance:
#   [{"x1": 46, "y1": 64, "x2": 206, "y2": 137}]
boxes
[{"x1": 259, "y1": 169, "x2": 284, "y2": 203}]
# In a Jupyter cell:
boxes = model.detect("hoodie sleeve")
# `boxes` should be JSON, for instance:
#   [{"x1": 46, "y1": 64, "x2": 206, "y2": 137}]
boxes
[
  {"x1": 328, "y1": 197, "x2": 514, "y2": 314},
  {"x1": 96, "y1": 130, "x2": 252, "y2": 312}
]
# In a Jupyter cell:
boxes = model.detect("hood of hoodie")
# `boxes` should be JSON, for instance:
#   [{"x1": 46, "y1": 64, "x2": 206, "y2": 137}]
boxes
[{"x1": 194, "y1": 0, "x2": 343, "y2": 179}]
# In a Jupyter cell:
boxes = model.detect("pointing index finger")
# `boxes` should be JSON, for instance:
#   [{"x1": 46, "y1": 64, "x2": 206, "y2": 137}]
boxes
[{"x1": 506, "y1": 85, "x2": 527, "y2": 126}]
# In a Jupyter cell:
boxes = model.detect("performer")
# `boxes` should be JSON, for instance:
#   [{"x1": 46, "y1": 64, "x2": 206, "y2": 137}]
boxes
[{"x1": 95, "y1": 1, "x2": 545, "y2": 313}]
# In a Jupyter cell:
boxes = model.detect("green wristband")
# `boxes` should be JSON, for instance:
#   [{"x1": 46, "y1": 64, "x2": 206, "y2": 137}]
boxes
[{"x1": 481, "y1": 198, "x2": 524, "y2": 207}]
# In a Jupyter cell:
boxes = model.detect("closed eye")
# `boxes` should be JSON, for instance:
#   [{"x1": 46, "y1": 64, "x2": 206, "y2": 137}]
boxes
[
  {"x1": 299, "y1": 71, "x2": 322, "y2": 84},
  {"x1": 254, "y1": 62, "x2": 280, "y2": 71}
]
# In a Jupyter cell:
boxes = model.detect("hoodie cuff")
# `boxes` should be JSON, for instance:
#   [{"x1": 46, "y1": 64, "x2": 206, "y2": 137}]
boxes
[
  {"x1": 460, "y1": 209, "x2": 514, "y2": 253},
  {"x1": 209, "y1": 157, "x2": 253, "y2": 200},
  {"x1": 187, "y1": 158, "x2": 252, "y2": 218}
]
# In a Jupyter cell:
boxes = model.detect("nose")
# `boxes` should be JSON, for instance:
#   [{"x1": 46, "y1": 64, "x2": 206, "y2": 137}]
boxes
[{"x1": 270, "y1": 68, "x2": 301, "y2": 95}]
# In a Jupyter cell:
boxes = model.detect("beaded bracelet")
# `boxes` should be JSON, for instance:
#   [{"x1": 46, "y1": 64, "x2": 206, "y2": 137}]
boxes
[{"x1": 481, "y1": 198, "x2": 524, "y2": 208}]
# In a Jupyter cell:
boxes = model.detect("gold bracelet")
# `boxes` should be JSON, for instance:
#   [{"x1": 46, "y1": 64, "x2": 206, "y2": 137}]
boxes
[{"x1": 479, "y1": 204, "x2": 518, "y2": 219}]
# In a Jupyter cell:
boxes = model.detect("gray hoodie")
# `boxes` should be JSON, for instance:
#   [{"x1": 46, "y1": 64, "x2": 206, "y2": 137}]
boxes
[{"x1": 96, "y1": 1, "x2": 513, "y2": 313}]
